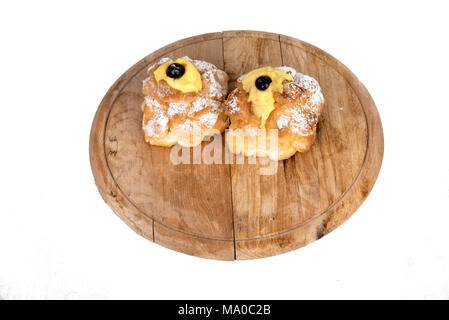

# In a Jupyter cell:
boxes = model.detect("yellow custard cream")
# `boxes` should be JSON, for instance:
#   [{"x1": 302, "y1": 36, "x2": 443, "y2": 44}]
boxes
[
  {"x1": 154, "y1": 58, "x2": 202, "y2": 93},
  {"x1": 242, "y1": 67, "x2": 293, "y2": 127}
]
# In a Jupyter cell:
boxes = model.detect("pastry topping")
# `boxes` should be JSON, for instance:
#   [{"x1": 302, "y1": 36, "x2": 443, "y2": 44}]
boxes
[
  {"x1": 242, "y1": 67, "x2": 294, "y2": 127},
  {"x1": 255, "y1": 76, "x2": 272, "y2": 91},
  {"x1": 154, "y1": 58, "x2": 202, "y2": 93},
  {"x1": 166, "y1": 63, "x2": 185, "y2": 79}
]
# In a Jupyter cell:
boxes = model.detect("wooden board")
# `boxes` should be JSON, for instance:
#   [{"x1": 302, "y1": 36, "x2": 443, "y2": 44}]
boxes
[{"x1": 89, "y1": 31, "x2": 384, "y2": 260}]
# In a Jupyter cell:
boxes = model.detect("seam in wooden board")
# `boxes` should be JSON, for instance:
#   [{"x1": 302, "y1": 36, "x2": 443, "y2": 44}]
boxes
[
  {"x1": 152, "y1": 218, "x2": 155, "y2": 242},
  {"x1": 99, "y1": 32, "x2": 376, "y2": 244},
  {"x1": 278, "y1": 34, "x2": 291, "y2": 219},
  {"x1": 278, "y1": 34, "x2": 284, "y2": 64},
  {"x1": 222, "y1": 31, "x2": 237, "y2": 260}
]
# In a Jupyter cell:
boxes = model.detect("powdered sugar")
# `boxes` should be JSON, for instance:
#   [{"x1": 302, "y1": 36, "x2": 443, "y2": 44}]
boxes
[
  {"x1": 294, "y1": 72, "x2": 324, "y2": 108},
  {"x1": 190, "y1": 58, "x2": 215, "y2": 73},
  {"x1": 237, "y1": 73, "x2": 246, "y2": 82},
  {"x1": 275, "y1": 108, "x2": 315, "y2": 136},
  {"x1": 225, "y1": 91, "x2": 239, "y2": 114},
  {"x1": 142, "y1": 76, "x2": 156, "y2": 92},
  {"x1": 144, "y1": 96, "x2": 163, "y2": 110},
  {"x1": 202, "y1": 69, "x2": 227, "y2": 99},
  {"x1": 288, "y1": 107, "x2": 317, "y2": 136},
  {"x1": 276, "y1": 66, "x2": 297, "y2": 77},
  {"x1": 142, "y1": 109, "x2": 168, "y2": 138},
  {"x1": 199, "y1": 112, "x2": 219, "y2": 128},
  {"x1": 167, "y1": 102, "x2": 188, "y2": 117},
  {"x1": 143, "y1": 96, "x2": 169, "y2": 137},
  {"x1": 276, "y1": 115, "x2": 290, "y2": 129},
  {"x1": 216, "y1": 71, "x2": 225, "y2": 82},
  {"x1": 146, "y1": 57, "x2": 171, "y2": 73},
  {"x1": 189, "y1": 97, "x2": 221, "y2": 115},
  {"x1": 308, "y1": 91, "x2": 324, "y2": 107}
]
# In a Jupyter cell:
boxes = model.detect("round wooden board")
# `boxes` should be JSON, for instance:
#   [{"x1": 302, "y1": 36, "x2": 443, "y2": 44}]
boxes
[{"x1": 89, "y1": 31, "x2": 383, "y2": 260}]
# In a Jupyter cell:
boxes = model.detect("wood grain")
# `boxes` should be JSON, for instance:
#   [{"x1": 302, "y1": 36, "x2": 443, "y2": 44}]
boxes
[{"x1": 89, "y1": 31, "x2": 383, "y2": 260}]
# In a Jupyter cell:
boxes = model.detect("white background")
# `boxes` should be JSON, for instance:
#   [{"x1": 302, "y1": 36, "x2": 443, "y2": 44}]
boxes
[{"x1": 1, "y1": 0, "x2": 448, "y2": 299}]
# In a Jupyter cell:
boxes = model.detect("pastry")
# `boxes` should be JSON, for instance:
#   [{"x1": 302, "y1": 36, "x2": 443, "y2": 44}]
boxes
[
  {"x1": 224, "y1": 66, "x2": 324, "y2": 160},
  {"x1": 142, "y1": 57, "x2": 229, "y2": 147}
]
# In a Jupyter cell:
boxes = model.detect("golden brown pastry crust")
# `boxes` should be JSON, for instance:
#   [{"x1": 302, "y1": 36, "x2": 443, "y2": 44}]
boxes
[
  {"x1": 224, "y1": 68, "x2": 324, "y2": 160},
  {"x1": 142, "y1": 57, "x2": 229, "y2": 147}
]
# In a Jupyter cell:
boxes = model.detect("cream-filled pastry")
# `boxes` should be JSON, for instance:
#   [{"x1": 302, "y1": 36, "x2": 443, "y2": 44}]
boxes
[
  {"x1": 225, "y1": 66, "x2": 324, "y2": 160},
  {"x1": 142, "y1": 57, "x2": 229, "y2": 147}
]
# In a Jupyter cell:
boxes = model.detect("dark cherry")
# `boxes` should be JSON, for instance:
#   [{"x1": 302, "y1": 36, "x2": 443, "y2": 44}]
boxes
[
  {"x1": 166, "y1": 63, "x2": 185, "y2": 79},
  {"x1": 255, "y1": 75, "x2": 272, "y2": 90}
]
